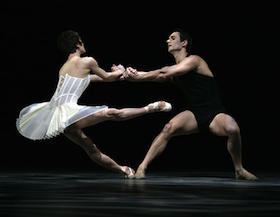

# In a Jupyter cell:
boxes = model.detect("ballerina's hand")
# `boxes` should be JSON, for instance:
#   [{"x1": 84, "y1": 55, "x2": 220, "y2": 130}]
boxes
[
  {"x1": 111, "y1": 64, "x2": 126, "y2": 80},
  {"x1": 124, "y1": 67, "x2": 139, "y2": 80},
  {"x1": 111, "y1": 64, "x2": 125, "y2": 73}
]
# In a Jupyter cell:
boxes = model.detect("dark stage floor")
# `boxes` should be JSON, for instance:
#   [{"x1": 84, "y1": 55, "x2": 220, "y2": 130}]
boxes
[{"x1": 0, "y1": 170, "x2": 279, "y2": 217}]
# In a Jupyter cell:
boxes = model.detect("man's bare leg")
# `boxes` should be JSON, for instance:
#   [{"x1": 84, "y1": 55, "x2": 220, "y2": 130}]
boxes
[
  {"x1": 210, "y1": 113, "x2": 258, "y2": 180},
  {"x1": 135, "y1": 110, "x2": 199, "y2": 179},
  {"x1": 135, "y1": 130, "x2": 171, "y2": 179}
]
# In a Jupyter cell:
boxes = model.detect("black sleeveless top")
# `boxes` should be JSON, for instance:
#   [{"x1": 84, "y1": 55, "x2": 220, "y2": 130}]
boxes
[{"x1": 173, "y1": 56, "x2": 226, "y2": 132}]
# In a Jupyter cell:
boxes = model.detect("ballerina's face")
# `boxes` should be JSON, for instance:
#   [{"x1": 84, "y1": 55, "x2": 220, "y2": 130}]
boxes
[{"x1": 77, "y1": 38, "x2": 86, "y2": 54}]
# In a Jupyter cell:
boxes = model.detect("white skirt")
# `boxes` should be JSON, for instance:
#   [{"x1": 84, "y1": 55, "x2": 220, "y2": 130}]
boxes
[{"x1": 16, "y1": 102, "x2": 108, "y2": 140}]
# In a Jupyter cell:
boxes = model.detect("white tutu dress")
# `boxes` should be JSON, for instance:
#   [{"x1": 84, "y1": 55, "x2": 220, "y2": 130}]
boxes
[{"x1": 16, "y1": 73, "x2": 108, "y2": 140}]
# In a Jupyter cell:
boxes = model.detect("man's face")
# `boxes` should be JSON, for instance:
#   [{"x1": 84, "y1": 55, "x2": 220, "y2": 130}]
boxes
[{"x1": 166, "y1": 32, "x2": 185, "y2": 53}]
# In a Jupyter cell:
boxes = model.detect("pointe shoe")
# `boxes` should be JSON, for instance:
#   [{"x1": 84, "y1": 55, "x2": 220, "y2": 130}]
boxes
[
  {"x1": 235, "y1": 169, "x2": 258, "y2": 181},
  {"x1": 124, "y1": 167, "x2": 135, "y2": 179},
  {"x1": 146, "y1": 101, "x2": 172, "y2": 113}
]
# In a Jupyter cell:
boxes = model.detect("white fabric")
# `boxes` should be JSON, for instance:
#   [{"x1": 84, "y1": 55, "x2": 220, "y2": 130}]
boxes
[{"x1": 16, "y1": 73, "x2": 108, "y2": 140}]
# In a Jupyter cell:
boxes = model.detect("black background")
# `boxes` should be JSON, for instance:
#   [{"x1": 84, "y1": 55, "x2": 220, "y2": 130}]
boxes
[{"x1": 7, "y1": 2, "x2": 279, "y2": 172}]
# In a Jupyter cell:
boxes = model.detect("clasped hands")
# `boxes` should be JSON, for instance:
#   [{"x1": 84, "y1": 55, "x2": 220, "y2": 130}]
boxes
[{"x1": 111, "y1": 64, "x2": 139, "y2": 81}]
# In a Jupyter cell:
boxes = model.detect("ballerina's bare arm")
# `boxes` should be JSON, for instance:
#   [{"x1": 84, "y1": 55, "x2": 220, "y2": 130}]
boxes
[{"x1": 82, "y1": 57, "x2": 124, "y2": 82}]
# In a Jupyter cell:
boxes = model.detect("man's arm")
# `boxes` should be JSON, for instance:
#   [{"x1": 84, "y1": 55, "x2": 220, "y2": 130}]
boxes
[
  {"x1": 156, "y1": 55, "x2": 200, "y2": 78},
  {"x1": 125, "y1": 69, "x2": 169, "y2": 83},
  {"x1": 125, "y1": 55, "x2": 200, "y2": 82}
]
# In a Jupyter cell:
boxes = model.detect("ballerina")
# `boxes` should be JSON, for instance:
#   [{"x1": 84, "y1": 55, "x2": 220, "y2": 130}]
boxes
[{"x1": 16, "y1": 30, "x2": 171, "y2": 178}]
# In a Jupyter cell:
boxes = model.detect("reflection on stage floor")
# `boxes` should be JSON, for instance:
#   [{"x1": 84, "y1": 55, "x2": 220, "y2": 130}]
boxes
[{"x1": 1, "y1": 170, "x2": 279, "y2": 216}]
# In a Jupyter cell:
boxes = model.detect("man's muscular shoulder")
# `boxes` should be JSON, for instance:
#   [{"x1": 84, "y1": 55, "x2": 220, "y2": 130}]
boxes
[
  {"x1": 183, "y1": 55, "x2": 201, "y2": 65},
  {"x1": 187, "y1": 55, "x2": 213, "y2": 77},
  {"x1": 176, "y1": 55, "x2": 201, "y2": 74}
]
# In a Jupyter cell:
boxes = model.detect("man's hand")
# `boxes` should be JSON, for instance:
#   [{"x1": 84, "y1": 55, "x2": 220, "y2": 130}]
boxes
[{"x1": 123, "y1": 67, "x2": 139, "y2": 81}]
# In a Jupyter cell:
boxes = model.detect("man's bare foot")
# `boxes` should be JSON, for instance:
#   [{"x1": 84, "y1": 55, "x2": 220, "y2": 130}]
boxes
[
  {"x1": 145, "y1": 101, "x2": 172, "y2": 113},
  {"x1": 134, "y1": 169, "x2": 146, "y2": 179},
  {"x1": 121, "y1": 166, "x2": 135, "y2": 179},
  {"x1": 235, "y1": 168, "x2": 258, "y2": 181}
]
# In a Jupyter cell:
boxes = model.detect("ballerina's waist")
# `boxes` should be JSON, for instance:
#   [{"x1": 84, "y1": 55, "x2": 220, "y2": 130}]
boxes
[{"x1": 50, "y1": 93, "x2": 80, "y2": 107}]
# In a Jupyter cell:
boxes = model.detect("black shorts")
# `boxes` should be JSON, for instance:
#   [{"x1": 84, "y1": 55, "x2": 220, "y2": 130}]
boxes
[{"x1": 190, "y1": 106, "x2": 227, "y2": 133}]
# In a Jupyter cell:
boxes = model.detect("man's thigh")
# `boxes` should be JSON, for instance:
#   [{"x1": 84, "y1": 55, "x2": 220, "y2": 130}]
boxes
[{"x1": 168, "y1": 110, "x2": 199, "y2": 136}]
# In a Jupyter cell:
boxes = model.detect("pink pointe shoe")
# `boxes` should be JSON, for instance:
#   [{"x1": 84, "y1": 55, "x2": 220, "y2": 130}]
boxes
[
  {"x1": 145, "y1": 101, "x2": 172, "y2": 113},
  {"x1": 124, "y1": 167, "x2": 135, "y2": 179}
]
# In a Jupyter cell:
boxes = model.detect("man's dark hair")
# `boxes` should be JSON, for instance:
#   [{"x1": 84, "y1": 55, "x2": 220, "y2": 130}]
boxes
[
  {"x1": 57, "y1": 30, "x2": 82, "y2": 56},
  {"x1": 173, "y1": 29, "x2": 193, "y2": 52}
]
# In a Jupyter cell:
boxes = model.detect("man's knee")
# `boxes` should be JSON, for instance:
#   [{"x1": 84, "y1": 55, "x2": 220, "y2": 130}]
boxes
[
  {"x1": 225, "y1": 120, "x2": 240, "y2": 136},
  {"x1": 162, "y1": 122, "x2": 175, "y2": 137}
]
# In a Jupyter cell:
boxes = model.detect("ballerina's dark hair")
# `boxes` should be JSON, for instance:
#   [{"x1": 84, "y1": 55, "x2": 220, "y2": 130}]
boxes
[
  {"x1": 172, "y1": 29, "x2": 193, "y2": 52},
  {"x1": 57, "y1": 30, "x2": 82, "y2": 56}
]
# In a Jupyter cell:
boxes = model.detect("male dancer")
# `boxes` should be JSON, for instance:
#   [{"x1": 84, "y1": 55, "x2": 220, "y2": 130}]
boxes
[{"x1": 124, "y1": 29, "x2": 257, "y2": 180}]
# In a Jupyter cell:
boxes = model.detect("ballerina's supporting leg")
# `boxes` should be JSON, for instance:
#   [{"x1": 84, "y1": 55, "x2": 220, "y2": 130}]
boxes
[{"x1": 64, "y1": 130, "x2": 134, "y2": 177}]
